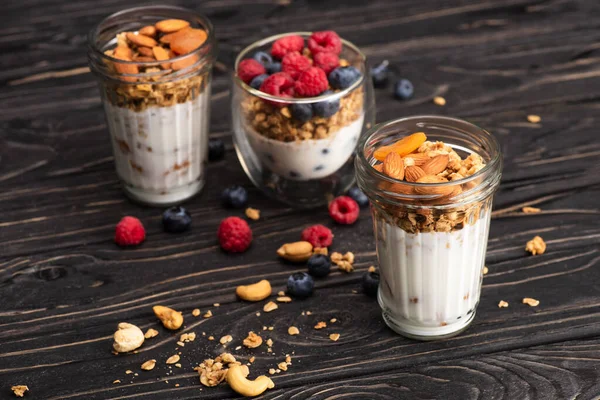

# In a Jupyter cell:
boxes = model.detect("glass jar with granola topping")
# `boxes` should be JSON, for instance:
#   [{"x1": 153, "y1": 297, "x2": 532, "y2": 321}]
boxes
[
  {"x1": 355, "y1": 116, "x2": 502, "y2": 340},
  {"x1": 231, "y1": 32, "x2": 375, "y2": 207},
  {"x1": 88, "y1": 6, "x2": 217, "y2": 206}
]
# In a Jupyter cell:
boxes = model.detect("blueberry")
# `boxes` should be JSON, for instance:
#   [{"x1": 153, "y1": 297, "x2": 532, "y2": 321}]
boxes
[
  {"x1": 266, "y1": 62, "x2": 282, "y2": 74},
  {"x1": 252, "y1": 51, "x2": 272, "y2": 66},
  {"x1": 347, "y1": 187, "x2": 369, "y2": 208},
  {"x1": 328, "y1": 66, "x2": 362, "y2": 90},
  {"x1": 287, "y1": 272, "x2": 315, "y2": 298},
  {"x1": 290, "y1": 103, "x2": 313, "y2": 122},
  {"x1": 250, "y1": 74, "x2": 268, "y2": 90},
  {"x1": 221, "y1": 185, "x2": 248, "y2": 208},
  {"x1": 362, "y1": 270, "x2": 380, "y2": 297},
  {"x1": 307, "y1": 254, "x2": 331, "y2": 278},
  {"x1": 394, "y1": 79, "x2": 414, "y2": 100},
  {"x1": 313, "y1": 90, "x2": 340, "y2": 117},
  {"x1": 370, "y1": 60, "x2": 390, "y2": 88},
  {"x1": 208, "y1": 138, "x2": 225, "y2": 161},
  {"x1": 162, "y1": 206, "x2": 192, "y2": 233}
]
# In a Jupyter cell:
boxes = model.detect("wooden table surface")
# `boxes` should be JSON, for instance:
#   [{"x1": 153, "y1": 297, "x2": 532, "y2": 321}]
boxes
[{"x1": 2, "y1": 0, "x2": 600, "y2": 399}]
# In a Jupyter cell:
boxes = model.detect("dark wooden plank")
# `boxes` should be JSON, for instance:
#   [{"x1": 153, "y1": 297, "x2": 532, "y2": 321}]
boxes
[{"x1": 1, "y1": 0, "x2": 600, "y2": 398}]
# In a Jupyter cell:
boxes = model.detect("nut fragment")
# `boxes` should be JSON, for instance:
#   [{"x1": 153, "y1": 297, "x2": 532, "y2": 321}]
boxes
[
  {"x1": 525, "y1": 236, "x2": 546, "y2": 255},
  {"x1": 288, "y1": 326, "x2": 300, "y2": 335},
  {"x1": 141, "y1": 359, "x2": 156, "y2": 370},
  {"x1": 498, "y1": 300, "x2": 509, "y2": 308},
  {"x1": 433, "y1": 96, "x2": 446, "y2": 106},
  {"x1": 277, "y1": 296, "x2": 292, "y2": 303},
  {"x1": 192, "y1": 308, "x2": 201, "y2": 317},
  {"x1": 245, "y1": 207, "x2": 260, "y2": 220},
  {"x1": 314, "y1": 321, "x2": 327, "y2": 330},
  {"x1": 204, "y1": 310, "x2": 213, "y2": 318},
  {"x1": 277, "y1": 241, "x2": 314, "y2": 262},
  {"x1": 337, "y1": 260, "x2": 354, "y2": 273},
  {"x1": 227, "y1": 365, "x2": 275, "y2": 397},
  {"x1": 522, "y1": 297, "x2": 540, "y2": 307},
  {"x1": 11, "y1": 386, "x2": 28, "y2": 398},
  {"x1": 243, "y1": 331, "x2": 263, "y2": 348},
  {"x1": 483, "y1": 266, "x2": 489, "y2": 275},
  {"x1": 144, "y1": 328, "x2": 159, "y2": 339},
  {"x1": 522, "y1": 206, "x2": 541, "y2": 214},
  {"x1": 236, "y1": 280, "x2": 272, "y2": 302},
  {"x1": 220, "y1": 335, "x2": 233, "y2": 345},
  {"x1": 113, "y1": 322, "x2": 145, "y2": 353},
  {"x1": 263, "y1": 301, "x2": 278, "y2": 312},
  {"x1": 527, "y1": 114, "x2": 541, "y2": 123},
  {"x1": 166, "y1": 354, "x2": 180, "y2": 364},
  {"x1": 153, "y1": 305, "x2": 184, "y2": 330},
  {"x1": 278, "y1": 362, "x2": 288, "y2": 371},
  {"x1": 329, "y1": 333, "x2": 340, "y2": 341}
]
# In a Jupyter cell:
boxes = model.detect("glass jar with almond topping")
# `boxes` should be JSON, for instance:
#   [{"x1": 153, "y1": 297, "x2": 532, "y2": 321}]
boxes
[
  {"x1": 231, "y1": 32, "x2": 375, "y2": 207},
  {"x1": 88, "y1": 6, "x2": 217, "y2": 206},
  {"x1": 355, "y1": 116, "x2": 502, "y2": 340}
]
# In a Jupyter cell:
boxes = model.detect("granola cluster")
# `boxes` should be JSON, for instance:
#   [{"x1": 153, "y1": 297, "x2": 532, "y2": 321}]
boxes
[{"x1": 195, "y1": 353, "x2": 242, "y2": 387}]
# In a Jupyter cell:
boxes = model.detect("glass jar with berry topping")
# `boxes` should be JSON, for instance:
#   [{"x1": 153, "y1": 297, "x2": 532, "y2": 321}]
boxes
[
  {"x1": 88, "y1": 6, "x2": 217, "y2": 206},
  {"x1": 231, "y1": 31, "x2": 375, "y2": 207}
]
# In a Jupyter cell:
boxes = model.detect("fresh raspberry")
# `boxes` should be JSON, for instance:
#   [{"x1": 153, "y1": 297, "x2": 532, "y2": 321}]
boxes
[
  {"x1": 294, "y1": 67, "x2": 328, "y2": 97},
  {"x1": 313, "y1": 52, "x2": 339, "y2": 75},
  {"x1": 114, "y1": 216, "x2": 146, "y2": 246},
  {"x1": 238, "y1": 59, "x2": 266, "y2": 84},
  {"x1": 282, "y1": 52, "x2": 312, "y2": 79},
  {"x1": 259, "y1": 72, "x2": 295, "y2": 105},
  {"x1": 301, "y1": 224, "x2": 333, "y2": 248},
  {"x1": 271, "y1": 35, "x2": 304, "y2": 59},
  {"x1": 218, "y1": 216, "x2": 252, "y2": 253},
  {"x1": 329, "y1": 196, "x2": 360, "y2": 225},
  {"x1": 308, "y1": 31, "x2": 342, "y2": 55}
]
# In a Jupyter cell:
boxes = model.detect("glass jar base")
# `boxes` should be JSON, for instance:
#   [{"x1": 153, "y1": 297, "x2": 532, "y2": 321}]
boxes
[
  {"x1": 123, "y1": 180, "x2": 204, "y2": 207},
  {"x1": 380, "y1": 307, "x2": 476, "y2": 341}
]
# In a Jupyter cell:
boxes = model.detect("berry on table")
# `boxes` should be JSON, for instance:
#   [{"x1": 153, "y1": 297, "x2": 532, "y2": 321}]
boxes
[
  {"x1": 313, "y1": 52, "x2": 340, "y2": 75},
  {"x1": 290, "y1": 103, "x2": 313, "y2": 122},
  {"x1": 347, "y1": 187, "x2": 369, "y2": 208},
  {"x1": 394, "y1": 79, "x2": 414, "y2": 100},
  {"x1": 208, "y1": 138, "x2": 225, "y2": 161},
  {"x1": 162, "y1": 206, "x2": 192, "y2": 233},
  {"x1": 218, "y1": 216, "x2": 253, "y2": 253},
  {"x1": 114, "y1": 216, "x2": 146, "y2": 246},
  {"x1": 313, "y1": 90, "x2": 340, "y2": 118},
  {"x1": 271, "y1": 35, "x2": 304, "y2": 59},
  {"x1": 301, "y1": 224, "x2": 333, "y2": 248},
  {"x1": 252, "y1": 51, "x2": 273, "y2": 66},
  {"x1": 308, "y1": 31, "x2": 342, "y2": 55},
  {"x1": 266, "y1": 61, "x2": 282, "y2": 74},
  {"x1": 221, "y1": 185, "x2": 248, "y2": 209},
  {"x1": 328, "y1": 66, "x2": 362, "y2": 90},
  {"x1": 329, "y1": 196, "x2": 360, "y2": 225},
  {"x1": 282, "y1": 51, "x2": 312, "y2": 79},
  {"x1": 250, "y1": 74, "x2": 269, "y2": 90},
  {"x1": 238, "y1": 59, "x2": 266, "y2": 84},
  {"x1": 362, "y1": 270, "x2": 380, "y2": 297},
  {"x1": 259, "y1": 72, "x2": 295, "y2": 98},
  {"x1": 294, "y1": 67, "x2": 328, "y2": 97},
  {"x1": 370, "y1": 60, "x2": 389, "y2": 88},
  {"x1": 307, "y1": 254, "x2": 332, "y2": 278},
  {"x1": 287, "y1": 272, "x2": 315, "y2": 298}
]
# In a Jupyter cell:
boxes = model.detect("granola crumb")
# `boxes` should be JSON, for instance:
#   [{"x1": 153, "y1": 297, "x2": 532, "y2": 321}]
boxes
[
  {"x1": 269, "y1": 368, "x2": 276, "y2": 375},
  {"x1": 203, "y1": 310, "x2": 213, "y2": 318},
  {"x1": 255, "y1": 312, "x2": 261, "y2": 317},
  {"x1": 329, "y1": 333, "x2": 340, "y2": 341},
  {"x1": 285, "y1": 355, "x2": 292, "y2": 363},
  {"x1": 180, "y1": 332, "x2": 196, "y2": 343},
  {"x1": 278, "y1": 362, "x2": 288, "y2": 371},
  {"x1": 144, "y1": 328, "x2": 159, "y2": 339},
  {"x1": 277, "y1": 291, "x2": 285, "y2": 296},
  {"x1": 126, "y1": 370, "x2": 133, "y2": 374},
  {"x1": 267, "y1": 347, "x2": 272, "y2": 353},
  {"x1": 525, "y1": 236, "x2": 546, "y2": 255},
  {"x1": 245, "y1": 207, "x2": 260, "y2": 220},
  {"x1": 175, "y1": 383, "x2": 180, "y2": 387},
  {"x1": 483, "y1": 266, "x2": 489, "y2": 275},
  {"x1": 113, "y1": 380, "x2": 120, "y2": 384},
  {"x1": 262, "y1": 326, "x2": 268, "y2": 331},
  {"x1": 177, "y1": 341, "x2": 185, "y2": 347},
  {"x1": 213, "y1": 303, "x2": 220, "y2": 307},
  {"x1": 192, "y1": 308, "x2": 201, "y2": 317},
  {"x1": 330, "y1": 252, "x2": 343, "y2": 263},
  {"x1": 527, "y1": 114, "x2": 541, "y2": 123},
  {"x1": 208, "y1": 336, "x2": 215, "y2": 341},
  {"x1": 219, "y1": 335, "x2": 233, "y2": 345},
  {"x1": 314, "y1": 321, "x2": 327, "y2": 330},
  {"x1": 523, "y1": 297, "x2": 540, "y2": 307},
  {"x1": 330, "y1": 318, "x2": 337, "y2": 323},
  {"x1": 288, "y1": 326, "x2": 300, "y2": 335},
  {"x1": 175, "y1": 363, "x2": 182, "y2": 368},
  {"x1": 277, "y1": 296, "x2": 292, "y2": 303},
  {"x1": 235, "y1": 345, "x2": 242, "y2": 350},
  {"x1": 166, "y1": 354, "x2": 180, "y2": 364},
  {"x1": 266, "y1": 338, "x2": 274, "y2": 347},
  {"x1": 337, "y1": 260, "x2": 354, "y2": 273},
  {"x1": 141, "y1": 359, "x2": 156, "y2": 371},
  {"x1": 263, "y1": 301, "x2": 278, "y2": 312},
  {"x1": 368, "y1": 266, "x2": 376, "y2": 273},
  {"x1": 522, "y1": 206, "x2": 541, "y2": 214},
  {"x1": 433, "y1": 96, "x2": 446, "y2": 106},
  {"x1": 243, "y1": 331, "x2": 263, "y2": 348},
  {"x1": 313, "y1": 247, "x2": 328, "y2": 255},
  {"x1": 11, "y1": 386, "x2": 29, "y2": 397},
  {"x1": 306, "y1": 311, "x2": 312, "y2": 315},
  {"x1": 249, "y1": 356, "x2": 255, "y2": 363}
]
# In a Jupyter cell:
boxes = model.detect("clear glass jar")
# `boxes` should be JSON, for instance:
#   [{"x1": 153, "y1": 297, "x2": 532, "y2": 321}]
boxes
[
  {"x1": 231, "y1": 33, "x2": 375, "y2": 207},
  {"x1": 355, "y1": 116, "x2": 502, "y2": 340},
  {"x1": 88, "y1": 6, "x2": 217, "y2": 206}
]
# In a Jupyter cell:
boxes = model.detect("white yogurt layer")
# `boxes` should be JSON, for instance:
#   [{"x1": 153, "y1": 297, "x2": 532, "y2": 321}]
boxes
[
  {"x1": 244, "y1": 115, "x2": 364, "y2": 181},
  {"x1": 104, "y1": 90, "x2": 210, "y2": 205},
  {"x1": 376, "y1": 208, "x2": 491, "y2": 338}
]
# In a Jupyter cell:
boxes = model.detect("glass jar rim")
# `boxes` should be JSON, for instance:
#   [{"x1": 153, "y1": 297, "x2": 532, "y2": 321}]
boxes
[
  {"x1": 87, "y1": 5, "x2": 215, "y2": 78},
  {"x1": 233, "y1": 32, "x2": 366, "y2": 105}
]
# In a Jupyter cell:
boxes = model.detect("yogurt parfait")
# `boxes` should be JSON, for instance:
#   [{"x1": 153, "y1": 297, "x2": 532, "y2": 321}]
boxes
[
  {"x1": 232, "y1": 31, "x2": 375, "y2": 207},
  {"x1": 88, "y1": 6, "x2": 217, "y2": 206},
  {"x1": 355, "y1": 117, "x2": 502, "y2": 340}
]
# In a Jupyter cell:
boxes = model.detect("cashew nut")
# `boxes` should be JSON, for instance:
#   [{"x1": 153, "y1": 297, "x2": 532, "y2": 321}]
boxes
[
  {"x1": 113, "y1": 322, "x2": 144, "y2": 353},
  {"x1": 153, "y1": 305, "x2": 184, "y2": 330},
  {"x1": 236, "y1": 280, "x2": 272, "y2": 302},
  {"x1": 277, "y1": 241, "x2": 313, "y2": 262},
  {"x1": 227, "y1": 364, "x2": 274, "y2": 397}
]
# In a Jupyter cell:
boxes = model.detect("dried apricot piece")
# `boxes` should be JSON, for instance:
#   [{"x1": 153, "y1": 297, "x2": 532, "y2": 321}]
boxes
[{"x1": 374, "y1": 132, "x2": 427, "y2": 161}]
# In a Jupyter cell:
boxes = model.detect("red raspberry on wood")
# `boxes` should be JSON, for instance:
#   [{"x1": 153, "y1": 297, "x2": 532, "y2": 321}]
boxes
[
  {"x1": 114, "y1": 216, "x2": 146, "y2": 247},
  {"x1": 301, "y1": 224, "x2": 334, "y2": 248},
  {"x1": 218, "y1": 216, "x2": 253, "y2": 253},
  {"x1": 329, "y1": 196, "x2": 360, "y2": 225}
]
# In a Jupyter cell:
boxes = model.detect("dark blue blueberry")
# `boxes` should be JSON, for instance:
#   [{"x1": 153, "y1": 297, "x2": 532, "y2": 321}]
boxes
[
  {"x1": 221, "y1": 185, "x2": 248, "y2": 209},
  {"x1": 290, "y1": 103, "x2": 313, "y2": 122},
  {"x1": 394, "y1": 79, "x2": 414, "y2": 100},
  {"x1": 347, "y1": 186, "x2": 369, "y2": 208},
  {"x1": 307, "y1": 254, "x2": 331, "y2": 278},
  {"x1": 289, "y1": 171, "x2": 301, "y2": 178},
  {"x1": 162, "y1": 206, "x2": 192, "y2": 233},
  {"x1": 287, "y1": 272, "x2": 315, "y2": 298},
  {"x1": 370, "y1": 60, "x2": 390, "y2": 88},
  {"x1": 328, "y1": 66, "x2": 362, "y2": 90},
  {"x1": 362, "y1": 270, "x2": 380, "y2": 297},
  {"x1": 313, "y1": 90, "x2": 340, "y2": 118},
  {"x1": 252, "y1": 51, "x2": 273, "y2": 66},
  {"x1": 314, "y1": 165, "x2": 324, "y2": 171},
  {"x1": 208, "y1": 138, "x2": 225, "y2": 161},
  {"x1": 266, "y1": 62, "x2": 282, "y2": 74},
  {"x1": 250, "y1": 74, "x2": 268, "y2": 90}
]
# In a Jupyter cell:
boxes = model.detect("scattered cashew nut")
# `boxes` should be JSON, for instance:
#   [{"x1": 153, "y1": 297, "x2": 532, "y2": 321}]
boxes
[
  {"x1": 227, "y1": 364, "x2": 274, "y2": 397},
  {"x1": 236, "y1": 279, "x2": 272, "y2": 302},
  {"x1": 277, "y1": 241, "x2": 313, "y2": 262},
  {"x1": 153, "y1": 305, "x2": 184, "y2": 330},
  {"x1": 113, "y1": 322, "x2": 144, "y2": 353}
]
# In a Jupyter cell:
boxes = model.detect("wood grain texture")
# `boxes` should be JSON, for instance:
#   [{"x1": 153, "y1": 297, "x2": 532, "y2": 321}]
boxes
[{"x1": 1, "y1": 0, "x2": 600, "y2": 399}]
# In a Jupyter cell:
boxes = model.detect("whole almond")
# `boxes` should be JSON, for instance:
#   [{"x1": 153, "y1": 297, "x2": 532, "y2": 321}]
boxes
[
  {"x1": 171, "y1": 54, "x2": 199, "y2": 71},
  {"x1": 404, "y1": 166, "x2": 426, "y2": 182},
  {"x1": 126, "y1": 32, "x2": 157, "y2": 48},
  {"x1": 155, "y1": 19, "x2": 190, "y2": 33},
  {"x1": 403, "y1": 152, "x2": 430, "y2": 167},
  {"x1": 372, "y1": 163, "x2": 383, "y2": 172},
  {"x1": 152, "y1": 46, "x2": 171, "y2": 69},
  {"x1": 139, "y1": 26, "x2": 157, "y2": 37},
  {"x1": 112, "y1": 46, "x2": 138, "y2": 80},
  {"x1": 414, "y1": 175, "x2": 454, "y2": 196},
  {"x1": 422, "y1": 154, "x2": 449, "y2": 175},
  {"x1": 383, "y1": 152, "x2": 404, "y2": 180},
  {"x1": 137, "y1": 46, "x2": 154, "y2": 57},
  {"x1": 133, "y1": 56, "x2": 155, "y2": 62},
  {"x1": 159, "y1": 28, "x2": 190, "y2": 44},
  {"x1": 113, "y1": 45, "x2": 133, "y2": 60},
  {"x1": 170, "y1": 29, "x2": 208, "y2": 55}
]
